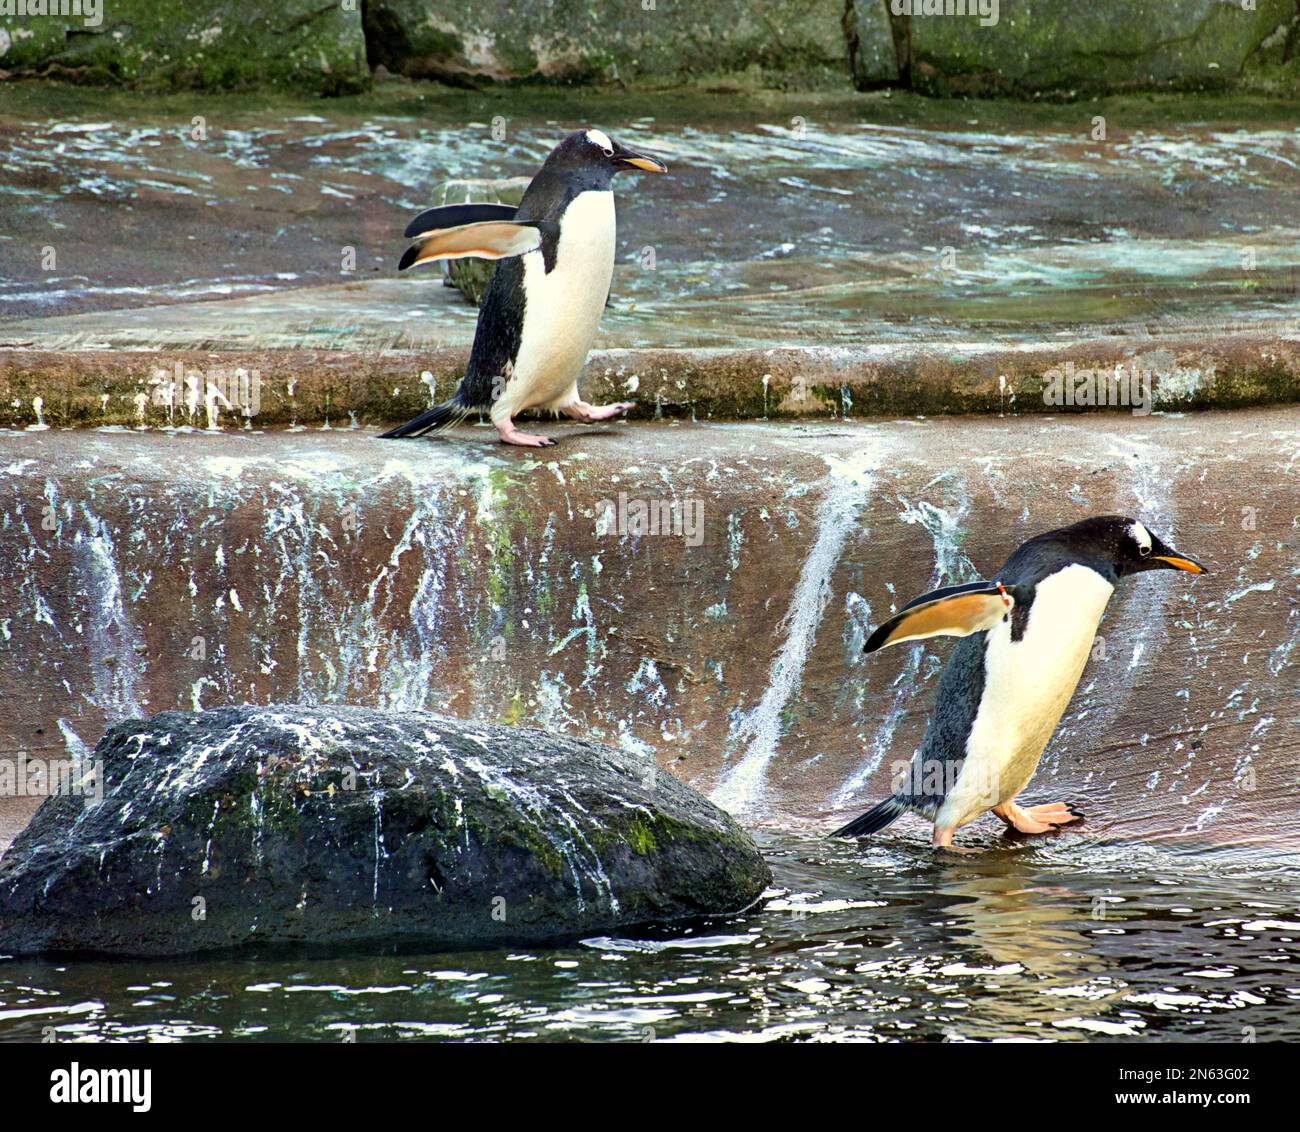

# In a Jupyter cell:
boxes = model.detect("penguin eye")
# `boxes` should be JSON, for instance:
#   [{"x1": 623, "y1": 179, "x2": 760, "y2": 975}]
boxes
[
  {"x1": 600, "y1": 144, "x2": 614, "y2": 157},
  {"x1": 1138, "y1": 543, "x2": 1151, "y2": 557}
]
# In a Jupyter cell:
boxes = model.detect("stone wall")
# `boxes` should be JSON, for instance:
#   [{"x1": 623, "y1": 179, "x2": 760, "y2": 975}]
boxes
[
  {"x1": 364, "y1": 0, "x2": 850, "y2": 86},
  {"x1": 0, "y1": 0, "x2": 369, "y2": 93},
  {"x1": 0, "y1": 0, "x2": 1296, "y2": 94},
  {"x1": 876, "y1": 0, "x2": 1300, "y2": 95}
]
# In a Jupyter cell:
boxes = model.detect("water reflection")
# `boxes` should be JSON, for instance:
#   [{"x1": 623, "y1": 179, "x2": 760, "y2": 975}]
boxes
[{"x1": 1, "y1": 832, "x2": 1295, "y2": 1043}]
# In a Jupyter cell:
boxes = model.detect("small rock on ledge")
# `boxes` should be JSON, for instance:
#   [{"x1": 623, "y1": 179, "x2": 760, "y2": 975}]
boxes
[{"x1": 0, "y1": 706, "x2": 770, "y2": 956}]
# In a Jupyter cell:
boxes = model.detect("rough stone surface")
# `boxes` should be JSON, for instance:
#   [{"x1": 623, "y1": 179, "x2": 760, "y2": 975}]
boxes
[
  {"x1": 363, "y1": 0, "x2": 851, "y2": 85},
  {"x1": 0, "y1": 412, "x2": 1293, "y2": 852},
  {"x1": 845, "y1": 0, "x2": 901, "y2": 86},
  {"x1": 899, "y1": 0, "x2": 1299, "y2": 95},
  {"x1": 0, "y1": 705, "x2": 770, "y2": 956},
  {"x1": 1, "y1": 2, "x2": 1297, "y2": 94},
  {"x1": 4, "y1": 90, "x2": 1297, "y2": 381},
  {"x1": 1, "y1": 335, "x2": 1297, "y2": 430},
  {"x1": 0, "y1": 1, "x2": 369, "y2": 93}
]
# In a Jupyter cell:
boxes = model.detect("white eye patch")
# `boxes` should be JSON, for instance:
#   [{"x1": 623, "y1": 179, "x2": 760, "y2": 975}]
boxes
[
  {"x1": 1130, "y1": 520, "x2": 1152, "y2": 554},
  {"x1": 585, "y1": 128, "x2": 614, "y2": 154}
]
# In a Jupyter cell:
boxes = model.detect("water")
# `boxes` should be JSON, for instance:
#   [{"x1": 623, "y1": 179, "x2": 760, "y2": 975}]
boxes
[
  {"x1": 3, "y1": 832, "x2": 1295, "y2": 1043},
  {"x1": 3, "y1": 89, "x2": 1298, "y2": 351}
]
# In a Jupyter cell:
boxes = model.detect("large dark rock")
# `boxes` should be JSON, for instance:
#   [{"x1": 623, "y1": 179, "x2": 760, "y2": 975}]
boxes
[
  {"x1": 0, "y1": 706, "x2": 770, "y2": 956},
  {"x1": 845, "y1": 0, "x2": 902, "y2": 86}
]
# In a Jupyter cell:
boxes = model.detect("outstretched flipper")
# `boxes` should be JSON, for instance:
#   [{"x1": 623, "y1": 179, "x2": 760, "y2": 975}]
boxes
[
  {"x1": 403, "y1": 202, "x2": 518, "y2": 240},
  {"x1": 398, "y1": 221, "x2": 548, "y2": 271},
  {"x1": 863, "y1": 581, "x2": 1020, "y2": 655}
]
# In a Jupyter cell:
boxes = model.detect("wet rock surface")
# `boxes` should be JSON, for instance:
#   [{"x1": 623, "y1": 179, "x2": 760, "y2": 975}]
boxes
[
  {"x1": 0, "y1": 1, "x2": 368, "y2": 94},
  {"x1": 2, "y1": 335, "x2": 1298, "y2": 431},
  {"x1": 0, "y1": 411, "x2": 1294, "y2": 855},
  {"x1": 2, "y1": 90, "x2": 1297, "y2": 347},
  {"x1": 1, "y1": 88, "x2": 1297, "y2": 425},
  {"x1": 363, "y1": 0, "x2": 850, "y2": 86},
  {"x1": 901, "y1": 0, "x2": 1299, "y2": 96},
  {"x1": 0, "y1": 705, "x2": 770, "y2": 957}
]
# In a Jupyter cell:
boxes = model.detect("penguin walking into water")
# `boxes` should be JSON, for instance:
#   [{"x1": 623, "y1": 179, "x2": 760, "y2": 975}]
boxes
[
  {"x1": 380, "y1": 129, "x2": 667, "y2": 448},
  {"x1": 831, "y1": 516, "x2": 1205, "y2": 850}
]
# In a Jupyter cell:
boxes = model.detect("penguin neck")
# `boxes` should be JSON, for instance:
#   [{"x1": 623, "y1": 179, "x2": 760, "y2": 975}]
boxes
[
  {"x1": 1002, "y1": 536, "x2": 1120, "y2": 589},
  {"x1": 521, "y1": 165, "x2": 616, "y2": 221}
]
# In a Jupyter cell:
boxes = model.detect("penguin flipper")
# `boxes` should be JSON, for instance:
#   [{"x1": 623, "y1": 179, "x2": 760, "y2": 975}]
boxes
[
  {"x1": 403, "y1": 203, "x2": 518, "y2": 240},
  {"x1": 864, "y1": 581, "x2": 1014, "y2": 654},
  {"x1": 399, "y1": 221, "x2": 546, "y2": 270}
]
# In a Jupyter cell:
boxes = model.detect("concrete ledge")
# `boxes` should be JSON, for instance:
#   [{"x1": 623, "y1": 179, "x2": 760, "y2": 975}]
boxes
[{"x1": 2, "y1": 332, "x2": 1297, "y2": 430}]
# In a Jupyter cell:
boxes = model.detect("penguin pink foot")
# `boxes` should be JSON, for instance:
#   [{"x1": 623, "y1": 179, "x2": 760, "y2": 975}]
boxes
[
  {"x1": 496, "y1": 421, "x2": 556, "y2": 448},
  {"x1": 562, "y1": 400, "x2": 635, "y2": 423},
  {"x1": 1026, "y1": 802, "x2": 1084, "y2": 824},
  {"x1": 932, "y1": 827, "x2": 979, "y2": 854},
  {"x1": 992, "y1": 801, "x2": 1082, "y2": 834}
]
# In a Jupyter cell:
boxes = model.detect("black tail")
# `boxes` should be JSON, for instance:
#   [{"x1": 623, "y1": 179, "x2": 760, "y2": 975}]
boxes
[
  {"x1": 829, "y1": 796, "x2": 906, "y2": 839},
  {"x1": 378, "y1": 400, "x2": 468, "y2": 440}
]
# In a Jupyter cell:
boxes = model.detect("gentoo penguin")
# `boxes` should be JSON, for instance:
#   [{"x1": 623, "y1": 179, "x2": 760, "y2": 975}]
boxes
[
  {"x1": 379, "y1": 128, "x2": 667, "y2": 448},
  {"x1": 831, "y1": 516, "x2": 1205, "y2": 850}
]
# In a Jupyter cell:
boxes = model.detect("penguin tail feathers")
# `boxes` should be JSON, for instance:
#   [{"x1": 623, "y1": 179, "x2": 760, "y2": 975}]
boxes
[
  {"x1": 378, "y1": 400, "x2": 470, "y2": 440},
  {"x1": 829, "y1": 797, "x2": 907, "y2": 840}
]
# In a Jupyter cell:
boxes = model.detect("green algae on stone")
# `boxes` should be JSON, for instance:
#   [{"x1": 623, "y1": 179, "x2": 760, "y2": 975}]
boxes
[
  {"x1": 845, "y1": 0, "x2": 902, "y2": 87},
  {"x1": 362, "y1": 0, "x2": 852, "y2": 87},
  {"x1": 0, "y1": 705, "x2": 770, "y2": 956},
  {"x1": 902, "y1": 0, "x2": 1299, "y2": 96},
  {"x1": 0, "y1": 1, "x2": 369, "y2": 94}
]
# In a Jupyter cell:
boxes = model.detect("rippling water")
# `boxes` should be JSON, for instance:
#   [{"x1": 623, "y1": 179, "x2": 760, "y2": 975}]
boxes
[{"x1": 2, "y1": 832, "x2": 1295, "y2": 1043}]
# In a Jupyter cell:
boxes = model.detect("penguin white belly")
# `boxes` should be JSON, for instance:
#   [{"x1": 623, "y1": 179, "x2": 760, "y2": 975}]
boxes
[
  {"x1": 492, "y1": 190, "x2": 615, "y2": 421},
  {"x1": 937, "y1": 564, "x2": 1114, "y2": 830}
]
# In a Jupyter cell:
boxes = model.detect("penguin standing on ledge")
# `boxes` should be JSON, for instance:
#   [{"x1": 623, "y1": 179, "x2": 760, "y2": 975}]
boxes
[
  {"x1": 831, "y1": 516, "x2": 1206, "y2": 850},
  {"x1": 380, "y1": 129, "x2": 667, "y2": 448}
]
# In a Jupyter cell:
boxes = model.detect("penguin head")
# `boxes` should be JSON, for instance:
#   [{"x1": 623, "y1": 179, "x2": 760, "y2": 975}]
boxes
[
  {"x1": 1074, "y1": 515, "x2": 1207, "y2": 578},
  {"x1": 545, "y1": 129, "x2": 668, "y2": 188}
]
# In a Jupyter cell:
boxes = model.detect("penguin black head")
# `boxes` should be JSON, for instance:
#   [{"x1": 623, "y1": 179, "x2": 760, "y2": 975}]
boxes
[
  {"x1": 542, "y1": 129, "x2": 668, "y2": 190},
  {"x1": 1057, "y1": 515, "x2": 1207, "y2": 579}
]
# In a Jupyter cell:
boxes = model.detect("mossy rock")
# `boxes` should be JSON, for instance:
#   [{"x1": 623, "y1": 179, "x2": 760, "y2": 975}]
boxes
[
  {"x1": 0, "y1": 705, "x2": 769, "y2": 956},
  {"x1": 0, "y1": 1, "x2": 369, "y2": 93},
  {"x1": 363, "y1": 0, "x2": 850, "y2": 86},
  {"x1": 900, "y1": 0, "x2": 1298, "y2": 96}
]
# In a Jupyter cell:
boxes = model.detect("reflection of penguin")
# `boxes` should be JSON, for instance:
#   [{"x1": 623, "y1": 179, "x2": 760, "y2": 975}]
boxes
[
  {"x1": 380, "y1": 129, "x2": 667, "y2": 448},
  {"x1": 833, "y1": 516, "x2": 1206, "y2": 849}
]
